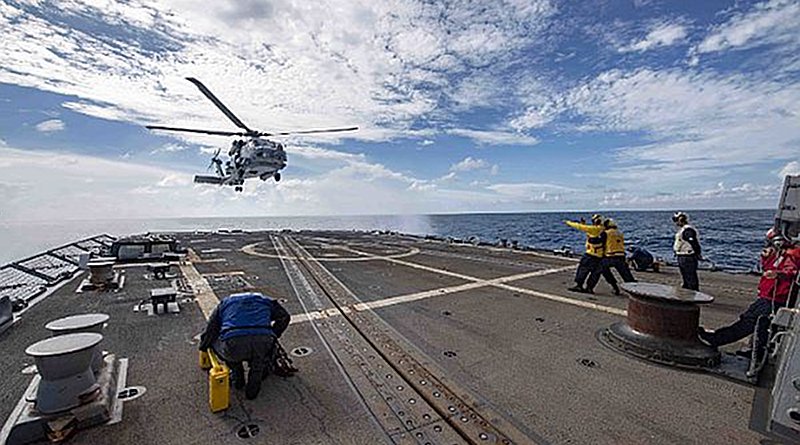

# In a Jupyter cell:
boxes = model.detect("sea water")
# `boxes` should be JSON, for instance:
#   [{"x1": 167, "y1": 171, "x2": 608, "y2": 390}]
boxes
[{"x1": 0, "y1": 209, "x2": 774, "y2": 272}]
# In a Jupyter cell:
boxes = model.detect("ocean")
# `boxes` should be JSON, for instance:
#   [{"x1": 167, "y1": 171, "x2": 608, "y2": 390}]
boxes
[{"x1": 0, "y1": 209, "x2": 775, "y2": 272}]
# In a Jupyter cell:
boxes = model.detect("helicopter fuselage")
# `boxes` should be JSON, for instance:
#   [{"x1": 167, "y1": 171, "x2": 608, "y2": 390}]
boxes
[
  {"x1": 195, "y1": 138, "x2": 287, "y2": 190},
  {"x1": 224, "y1": 138, "x2": 287, "y2": 183}
]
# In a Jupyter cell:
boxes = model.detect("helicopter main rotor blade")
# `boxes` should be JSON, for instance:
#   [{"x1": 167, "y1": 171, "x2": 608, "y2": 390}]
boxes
[
  {"x1": 146, "y1": 125, "x2": 246, "y2": 137},
  {"x1": 269, "y1": 126, "x2": 359, "y2": 136},
  {"x1": 185, "y1": 77, "x2": 253, "y2": 133}
]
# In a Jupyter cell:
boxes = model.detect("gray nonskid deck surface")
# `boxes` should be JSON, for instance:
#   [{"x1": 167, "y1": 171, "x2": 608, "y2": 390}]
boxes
[{"x1": 0, "y1": 230, "x2": 763, "y2": 444}]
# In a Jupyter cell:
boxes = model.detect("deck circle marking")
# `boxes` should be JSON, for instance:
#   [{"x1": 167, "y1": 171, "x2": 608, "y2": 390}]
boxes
[
  {"x1": 117, "y1": 386, "x2": 146, "y2": 401},
  {"x1": 242, "y1": 242, "x2": 419, "y2": 262},
  {"x1": 237, "y1": 424, "x2": 260, "y2": 439},
  {"x1": 290, "y1": 346, "x2": 313, "y2": 357}
]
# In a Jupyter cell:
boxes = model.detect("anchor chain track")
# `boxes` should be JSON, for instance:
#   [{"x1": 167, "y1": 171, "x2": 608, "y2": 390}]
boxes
[{"x1": 273, "y1": 234, "x2": 539, "y2": 445}]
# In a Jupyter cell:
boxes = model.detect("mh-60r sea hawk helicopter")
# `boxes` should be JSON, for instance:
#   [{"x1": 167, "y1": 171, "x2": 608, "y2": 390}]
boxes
[{"x1": 147, "y1": 78, "x2": 358, "y2": 192}]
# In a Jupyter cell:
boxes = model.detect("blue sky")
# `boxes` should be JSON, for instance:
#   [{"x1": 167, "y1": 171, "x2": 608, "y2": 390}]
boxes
[{"x1": 0, "y1": 0, "x2": 798, "y2": 220}]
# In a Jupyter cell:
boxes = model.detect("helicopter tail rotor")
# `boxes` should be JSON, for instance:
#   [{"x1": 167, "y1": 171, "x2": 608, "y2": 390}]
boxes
[{"x1": 207, "y1": 148, "x2": 224, "y2": 177}]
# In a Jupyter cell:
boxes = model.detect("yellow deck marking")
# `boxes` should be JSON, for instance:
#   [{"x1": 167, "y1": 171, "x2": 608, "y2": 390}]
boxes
[{"x1": 179, "y1": 250, "x2": 219, "y2": 319}]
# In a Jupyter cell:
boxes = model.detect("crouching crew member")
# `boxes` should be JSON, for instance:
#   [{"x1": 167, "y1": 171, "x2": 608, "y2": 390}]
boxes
[
  {"x1": 199, "y1": 292, "x2": 291, "y2": 400},
  {"x1": 628, "y1": 246, "x2": 658, "y2": 272},
  {"x1": 673, "y1": 212, "x2": 702, "y2": 290},
  {"x1": 566, "y1": 214, "x2": 607, "y2": 294},
  {"x1": 586, "y1": 218, "x2": 636, "y2": 295},
  {"x1": 699, "y1": 229, "x2": 799, "y2": 348}
]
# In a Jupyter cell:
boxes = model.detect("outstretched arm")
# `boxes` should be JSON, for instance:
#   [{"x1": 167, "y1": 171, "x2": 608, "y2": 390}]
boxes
[{"x1": 565, "y1": 220, "x2": 603, "y2": 236}]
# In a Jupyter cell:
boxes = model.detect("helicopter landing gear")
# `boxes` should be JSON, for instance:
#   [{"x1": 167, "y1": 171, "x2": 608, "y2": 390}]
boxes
[
  {"x1": 235, "y1": 186, "x2": 243, "y2": 192},
  {"x1": 274, "y1": 173, "x2": 281, "y2": 182}
]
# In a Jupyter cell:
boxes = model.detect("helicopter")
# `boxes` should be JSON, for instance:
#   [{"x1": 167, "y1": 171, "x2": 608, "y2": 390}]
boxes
[{"x1": 146, "y1": 77, "x2": 358, "y2": 192}]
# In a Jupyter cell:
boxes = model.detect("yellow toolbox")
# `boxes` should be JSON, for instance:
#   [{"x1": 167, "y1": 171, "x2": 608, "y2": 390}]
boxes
[
  {"x1": 200, "y1": 350, "x2": 229, "y2": 413},
  {"x1": 199, "y1": 350, "x2": 211, "y2": 370}
]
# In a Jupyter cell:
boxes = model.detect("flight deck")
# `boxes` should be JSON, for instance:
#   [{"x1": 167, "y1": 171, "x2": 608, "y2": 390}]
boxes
[{"x1": 0, "y1": 230, "x2": 765, "y2": 444}]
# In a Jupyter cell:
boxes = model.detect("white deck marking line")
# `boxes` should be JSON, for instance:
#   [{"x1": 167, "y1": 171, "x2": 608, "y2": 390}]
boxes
[
  {"x1": 355, "y1": 265, "x2": 576, "y2": 311},
  {"x1": 191, "y1": 258, "x2": 228, "y2": 264},
  {"x1": 495, "y1": 283, "x2": 627, "y2": 316},
  {"x1": 241, "y1": 242, "x2": 420, "y2": 262},
  {"x1": 0, "y1": 375, "x2": 40, "y2": 443},
  {"x1": 201, "y1": 271, "x2": 246, "y2": 277},
  {"x1": 285, "y1": 266, "x2": 574, "y2": 323},
  {"x1": 109, "y1": 357, "x2": 130, "y2": 425},
  {"x1": 346, "y1": 247, "x2": 628, "y2": 317},
  {"x1": 179, "y1": 251, "x2": 220, "y2": 319}
]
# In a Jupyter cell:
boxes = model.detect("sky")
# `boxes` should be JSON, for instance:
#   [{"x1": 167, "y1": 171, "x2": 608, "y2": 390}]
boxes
[{"x1": 0, "y1": 0, "x2": 798, "y2": 221}]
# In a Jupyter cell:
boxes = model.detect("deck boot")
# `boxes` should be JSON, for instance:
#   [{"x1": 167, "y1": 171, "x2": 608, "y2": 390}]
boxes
[
  {"x1": 245, "y1": 369, "x2": 263, "y2": 400},
  {"x1": 230, "y1": 364, "x2": 245, "y2": 390}
]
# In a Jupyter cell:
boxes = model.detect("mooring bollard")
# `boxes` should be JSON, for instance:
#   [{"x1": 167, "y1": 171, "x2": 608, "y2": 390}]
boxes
[
  {"x1": 45, "y1": 313, "x2": 109, "y2": 373},
  {"x1": 87, "y1": 260, "x2": 115, "y2": 286},
  {"x1": 25, "y1": 333, "x2": 104, "y2": 414},
  {"x1": 601, "y1": 282, "x2": 719, "y2": 368}
]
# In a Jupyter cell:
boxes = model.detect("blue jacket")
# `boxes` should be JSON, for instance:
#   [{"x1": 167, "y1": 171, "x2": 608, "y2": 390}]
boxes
[{"x1": 199, "y1": 293, "x2": 276, "y2": 350}]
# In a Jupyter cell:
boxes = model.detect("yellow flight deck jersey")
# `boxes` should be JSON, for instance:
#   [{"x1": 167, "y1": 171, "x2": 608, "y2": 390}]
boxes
[
  {"x1": 565, "y1": 221, "x2": 606, "y2": 257},
  {"x1": 605, "y1": 228, "x2": 625, "y2": 257}
]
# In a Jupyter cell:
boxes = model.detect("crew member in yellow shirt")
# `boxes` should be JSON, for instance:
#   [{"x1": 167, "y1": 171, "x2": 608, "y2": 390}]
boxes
[{"x1": 565, "y1": 214, "x2": 607, "y2": 294}]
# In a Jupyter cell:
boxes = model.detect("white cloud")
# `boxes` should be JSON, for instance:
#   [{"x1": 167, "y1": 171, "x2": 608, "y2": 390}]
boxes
[
  {"x1": 419, "y1": 139, "x2": 434, "y2": 146},
  {"x1": 439, "y1": 171, "x2": 457, "y2": 182},
  {"x1": 287, "y1": 145, "x2": 365, "y2": 163},
  {"x1": 447, "y1": 128, "x2": 539, "y2": 145},
  {"x1": 151, "y1": 143, "x2": 190, "y2": 154},
  {"x1": 0, "y1": 143, "x2": 451, "y2": 220},
  {"x1": 157, "y1": 173, "x2": 192, "y2": 187},
  {"x1": 487, "y1": 182, "x2": 576, "y2": 197},
  {"x1": 779, "y1": 161, "x2": 800, "y2": 178},
  {"x1": 618, "y1": 22, "x2": 688, "y2": 53},
  {"x1": 0, "y1": 0, "x2": 557, "y2": 147},
  {"x1": 508, "y1": 109, "x2": 553, "y2": 130},
  {"x1": 599, "y1": 182, "x2": 781, "y2": 208},
  {"x1": 34, "y1": 119, "x2": 65, "y2": 132},
  {"x1": 508, "y1": 76, "x2": 564, "y2": 131},
  {"x1": 450, "y1": 156, "x2": 488, "y2": 172},
  {"x1": 484, "y1": 182, "x2": 575, "y2": 204},
  {"x1": 695, "y1": 0, "x2": 800, "y2": 54},
  {"x1": 562, "y1": 68, "x2": 800, "y2": 184}
]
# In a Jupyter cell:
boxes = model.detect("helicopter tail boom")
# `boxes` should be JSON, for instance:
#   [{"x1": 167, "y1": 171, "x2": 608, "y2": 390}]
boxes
[{"x1": 193, "y1": 175, "x2": 226, "y2": 185}]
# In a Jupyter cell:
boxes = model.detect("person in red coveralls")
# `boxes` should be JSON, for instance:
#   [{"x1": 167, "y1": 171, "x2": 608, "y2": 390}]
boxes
[{"x1": 699, "y1": 228, "x2": 800, "y2": 348}]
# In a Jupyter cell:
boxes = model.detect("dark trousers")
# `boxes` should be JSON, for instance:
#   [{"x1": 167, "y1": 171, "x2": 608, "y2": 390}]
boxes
[
  {"x1": 603, "y1": 256, "x2": 636, "y2": 283},
  {"x1": 706, "y1": 298, "x2": 780, "y2": 347},
  {"x1": 586, "y1": 260, "x2": 618, "y2": 292},
  {"x1": 677, "y1": 255, "x2": 699, "y2": 290},
  {"x1": 575, "y1": 254, "x2": 603, "y2": 287},
  {"x1": 213, "y1": 334, "x2": 277, "y2": 382}
]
